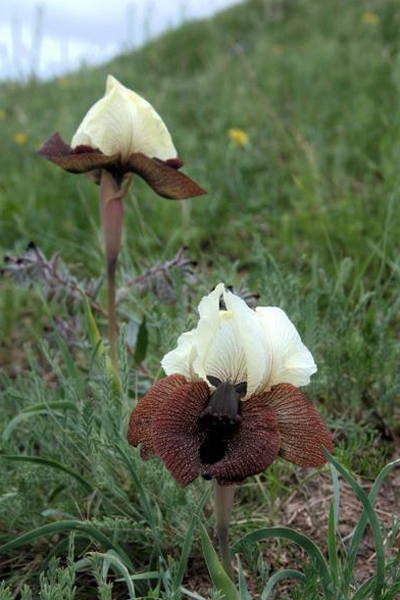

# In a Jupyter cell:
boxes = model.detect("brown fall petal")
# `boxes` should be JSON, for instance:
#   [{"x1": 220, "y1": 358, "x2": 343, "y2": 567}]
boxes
[
  {"x1": 263, "y1": 383, "x2": 333, "y2": 467},
  {"x1": 126, "y1": 152, "x2": 207, "y2": 200},
  {"x1": 38, "y1": 132, "x2": 207, "y2": 199},
  {"x1": 127, "y1": 374, "x2": 187, "y2": 459},
  {"x1": 127, "y1": 375, "x2": 333, "y2": 487},
  {"x1": 38, "y1": 132, "x2": 120, "y2": 174},
  {"x1": 151, "y1": 381, "x2": 210, "y2": 486}
]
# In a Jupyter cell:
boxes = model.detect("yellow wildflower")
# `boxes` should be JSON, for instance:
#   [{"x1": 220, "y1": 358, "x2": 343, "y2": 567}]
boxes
[
  {"x1": 229, "y1": 128, "x2": 249, "y2": 147},
  {"x1": 13, "y1": 132, "x2": 27, "y2": 145},
  {"x1": 58, "y1": 77, "x2": 69, "y2": 90},
  {"x1": 0, "y1": 110, "x2": 5, "y2": 121},
  {"x1": 361, "y1": 12, "x2": 380, "y2": 25},
  {"x1": 292, "y1": 175, "x2": 303, "y2": 190}
]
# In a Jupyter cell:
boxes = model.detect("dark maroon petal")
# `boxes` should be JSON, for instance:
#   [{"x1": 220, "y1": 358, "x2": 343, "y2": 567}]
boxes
[
  {"x1": 264, "y1": 383, "x2": 333, "y2": 467},
  {"x1": 163, "y1": 158, "x2": 184, "y2": 169},
  {"x1": 126, "y1": 152, "x2": 207, "y2": 199},
  {"x1": 38, "y1": 132, "x2": 120, "y2": 174},
  {"x1": 39, "y1": 132, "x2": 72, "y2": 156},
  {"x1": 151, "y1": 381, "x2": 210, "y2": 486},
  {"x1": 127, "y1": 374, "x2": 187, "y2": 459},
  {"x1": 201, "y1": 397, "x2": 280, "y2": 485}
]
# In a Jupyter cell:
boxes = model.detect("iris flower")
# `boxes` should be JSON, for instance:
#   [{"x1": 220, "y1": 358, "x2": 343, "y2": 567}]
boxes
[
  {"x1": 39, "y1": 74, "x2": 206, "y2": 200},
  {"x1": 39, "y1": 75, "x2": 205, "y2": 372},
  {"x1": 128, "y1": 283, "x2": 333, "y2": 486}
]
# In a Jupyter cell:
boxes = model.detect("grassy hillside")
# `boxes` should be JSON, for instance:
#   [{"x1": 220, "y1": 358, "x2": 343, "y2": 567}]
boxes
[{"x1": 0, "y1": 0, "x2": 400, "y2": 597}]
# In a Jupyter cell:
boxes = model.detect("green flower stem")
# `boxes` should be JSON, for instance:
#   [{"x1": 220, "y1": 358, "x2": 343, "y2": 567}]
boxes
[
  {"x1": 214, "y1": 481, "x2": 235, "y2": 580},
  {"x1": 99, "y1": 171, "x2": 125, "y2": 376}
]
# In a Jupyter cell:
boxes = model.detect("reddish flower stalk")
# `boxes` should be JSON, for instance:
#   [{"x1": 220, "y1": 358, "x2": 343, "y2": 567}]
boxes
[
  {"x1": 38, "y1": 75, "x2": 206, "y2": 375},
  {"x1": 99, "y1": 171, "x2": 126, "y2": 371}
]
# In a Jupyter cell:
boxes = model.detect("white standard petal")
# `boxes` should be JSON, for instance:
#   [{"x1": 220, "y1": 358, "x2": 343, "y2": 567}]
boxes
[
  {"x1": 203, "y1": 311, "x2": 248, "y2": 386},
  {"x1": 191, "y1": 283, "x2": 225, "y2": 382},
  {"x1": 256, "y1": 307, "x2": 317, "y2": 388},
  {"x1": 161, "y1": 331, "x2": 196, "y2": 379},
  {"x1": 71, "y1": 75, "x2": 177, "y2": 162},
  {"x1": 223, "y1": 289, "x2": 271, "y2": 398}
]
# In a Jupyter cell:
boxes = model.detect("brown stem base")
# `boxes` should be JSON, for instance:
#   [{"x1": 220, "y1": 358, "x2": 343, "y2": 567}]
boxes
[
  {"x1": 214, "y1": 482, "x2": 236, "y2": 580},
  {"x1": 99, "y1": 170, "x2": 125, "y2": 375}
]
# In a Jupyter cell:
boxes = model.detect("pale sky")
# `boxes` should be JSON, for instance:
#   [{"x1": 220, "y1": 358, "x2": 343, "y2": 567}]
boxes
[{"x1": 0, "y1": 0, "x2": 240, "y2": 80}]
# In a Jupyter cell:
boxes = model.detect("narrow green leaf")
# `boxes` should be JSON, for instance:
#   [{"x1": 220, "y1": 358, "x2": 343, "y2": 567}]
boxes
[
  {"x1": 134, "y1": 316, "x2": 148, "y2": 364},
  {"x1": 20, "y1": 400, "x2": 77, "y2": 414},
  {"x1": 115, "y1": 571, "x2": 159, "y2": 581},
  {"x1": 126, "y1": 319, "x2": 140, "y2": 352},
  {"x1": 42, "y1": 509, "x2": 77, "y2": 520},
  {"x1": 0, "y1": 520, "x2": 133, "y2": 570},
  {"x1": 344, "y1": 457, "x2": 400, "y2": 596},
  {"x1": 261, "y1": 569, "x2": 306, "y2": 600},
  {"x1": 198, "y1": 519, "x2": 239, "y2": 600},
  {"x1": 326, "y1": 451, "x2": 385, "y2": 600},
  {"x1": 89, "y1": 552, "x2": 135, "y2": 599},
  {"x1": 237, "y1": 556, "x2": 251, "y2": 600},
  {"x1": 53, "y1": 328, "x2": 84, "y2": 398},
  {"x1": 233, "y1": 527, "x2": 333, "y2": 600},
  {"x1": 327, "y1": 501, "x2": 339, "y2": 588},
  {"x1": 173, "y1": 487, "x2": 211, "y2": 593},
  {"x1": 47, "y1": 483, "x2": 66, "y2": 503},
  {"x1": 0, "y1": 455, "x2": 94, "y2": 495},
  {"x1": 114, "y1": 444, "x2": 161, "y2": 557},
  {"x1": 180, "y1": 588, "x2": 208, "y2": 600},
  {"x1": 352, "y1": 575, "x2": 377, "y2": 600},
  {"x1": 3, "y1": 401, "x2": 77, "y2": 441},
  {"x1": 330, "y1": 463, "x2": 340, "y2": 530},
  {"x1": 83, "y1": 295, "x2": 121, "y2": 395},
  {"x1": 352, "y1": 557, "x2": 400, "y2": 600}
]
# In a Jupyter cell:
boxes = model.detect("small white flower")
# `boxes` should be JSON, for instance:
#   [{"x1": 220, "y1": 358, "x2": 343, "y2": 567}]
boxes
[
  {"x1": 71, "y1": 74, "x2": 177, "y2": 162},
  {"x1": 161, "y1": 283, "x2": 316, "y2": 399}
]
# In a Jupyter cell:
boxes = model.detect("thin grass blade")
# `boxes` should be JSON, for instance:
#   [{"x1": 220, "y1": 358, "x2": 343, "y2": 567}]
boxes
[
  {"x1": 173, "y1": 487, "x2": 211, "y2": 593},
  {"x1": 326, "y1": 451, "x2": 385, "y2": 599},
  {"x1": 233, "y1": 527, "x2": 333, "y2": 599},
  {"x1": 89, "y1": 551, "x2": 136, "y2": 599},
  {"x1": 237, "y1": 555, "x2": 251, "y2": 600},
  {"x1": 83, "y1": 295, "x2": 121, "y2": 395},
  {"x1": 261, "y1": 569, "x2": 306, "y2": 600},
  {"x1": 330, "y1": 463, "x2": 340, "y2": 529},
  {"x1": 53, "y1": 328, "x2": 84, "y2": 398},
  {"x1": 114, "y1": 444, "x2": 161, "y2": 557},
  {"x1": 180, "y1": 589, "x2": 208, "y2": 600},
  {"x1": 198, "y1": 519, "x2": 239, "y2": 599},
  {"x1": 0, "y1": 455, "x2": 94, "y2": 494},
  {"x1": 115, "y1": 571, "x2": 159, "y2": 581},
  {"x1": 344, "y1": 457, "x2": 400, "y2": 596},
  {"x1": 0, "y1": 520, "x2": 133, "y2": 570},
  {"x1": 327, "y1": 500, "x2": 339, "y2": 588},
  {"x1": 3, "y1": 401, "x2": 77, "y2": 441}
]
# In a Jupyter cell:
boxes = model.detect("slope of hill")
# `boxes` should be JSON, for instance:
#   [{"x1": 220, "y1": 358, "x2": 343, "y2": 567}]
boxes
[{"x1": 1, "y1": 0, "x2": 398, "y2": 271}]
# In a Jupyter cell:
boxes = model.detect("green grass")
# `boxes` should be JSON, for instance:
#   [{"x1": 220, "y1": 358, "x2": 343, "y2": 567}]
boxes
[{"x1": 1, "y1": 0, "x2": 400, "y2": 597}]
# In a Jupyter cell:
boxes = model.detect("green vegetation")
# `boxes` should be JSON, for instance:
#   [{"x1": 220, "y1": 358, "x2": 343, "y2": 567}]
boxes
[{"x1": 0, "y1": 0, "x2": 399, "y2": 597}]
